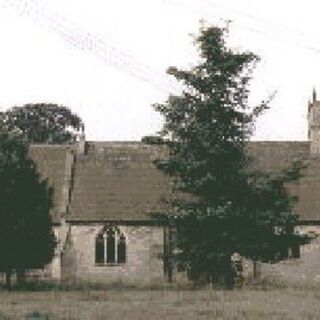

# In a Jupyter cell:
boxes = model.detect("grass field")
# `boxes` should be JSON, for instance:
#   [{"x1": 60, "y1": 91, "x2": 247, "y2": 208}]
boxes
[
  {"x1": 1, "y1": 240, "x2": 320, "y2": 320},
  {"x1": 0, "y1": 283, "x2": 319, "y2": 320}
]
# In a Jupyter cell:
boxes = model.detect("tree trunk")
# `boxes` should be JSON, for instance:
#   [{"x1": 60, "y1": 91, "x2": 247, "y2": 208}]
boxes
[
  {"x1": 253, "y1": 261, "x2": 261, "y2": 279},
  {"x1": 17, "y1": 269, "x2": 26, "y2": 285},
  {"x1": 292, "y1": 244, "x2": 300, "y2": 258},
  {"x1": 164, "y1": 224, "x2": 173, "y2": 283},
  {"x1": 5, "y1": 270, "x2": 11, "y2": 290}
]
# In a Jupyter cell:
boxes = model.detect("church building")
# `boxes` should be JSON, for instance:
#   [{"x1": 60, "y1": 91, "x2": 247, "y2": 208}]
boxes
[
  {"x1": 26, "y1": 92, "x2": 320, "y2": 284},
  {"x1": 28, "y1": 138, "x2": 173, "y2": 285}
]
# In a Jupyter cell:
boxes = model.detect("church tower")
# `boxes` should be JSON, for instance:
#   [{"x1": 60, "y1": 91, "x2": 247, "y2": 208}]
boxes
[{"x1": 308, "y1": 88, "x2": 320, "y2": 155}]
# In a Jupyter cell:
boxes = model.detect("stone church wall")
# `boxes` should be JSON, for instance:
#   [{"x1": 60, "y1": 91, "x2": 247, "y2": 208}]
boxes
[{"x1": 60, "y1": 224, "x2": 165, "y2": 285}]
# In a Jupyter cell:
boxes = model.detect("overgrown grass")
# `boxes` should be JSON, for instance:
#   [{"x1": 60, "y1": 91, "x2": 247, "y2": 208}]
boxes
[
  {"x1": 0, "y1": 279, "x2": 202, "y2": 292},
  {"x1": 0, "y1": 283, "x2": 319, "y2": 319},
  {"x1": 1, "y1": 242, "x2": 320, "y2": 319}
]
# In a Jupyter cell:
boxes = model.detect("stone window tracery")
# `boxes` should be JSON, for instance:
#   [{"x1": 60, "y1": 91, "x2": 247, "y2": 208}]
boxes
[{"x1": 95, "y1": 227, "x2": 126, "y2": 264}]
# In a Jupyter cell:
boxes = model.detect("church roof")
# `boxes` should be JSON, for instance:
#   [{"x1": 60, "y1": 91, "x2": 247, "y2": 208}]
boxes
[
  {"x1": 239, "y1": 141, "x2": 320, "y2": 221},
  {"x1": 247, "y1": 141, "x2": 309, "y2": 172},
  {"x1": 29, "y1": 144, "x2": 71, "y2": 223},
  {"x1": 29, "y1": 140, "x2": 320, "y2": 223},
  {"x1": 67, "y1": 142, "x2": 172, "y2": 222}
]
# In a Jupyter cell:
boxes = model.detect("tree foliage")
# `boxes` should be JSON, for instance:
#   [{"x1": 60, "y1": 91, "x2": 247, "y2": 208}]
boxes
[
  {"x1": 0, "y1": 103, "x2": 84, "y2": 144},
  {"x1": 153, "y1": 25, "x2": 305, "y2": 285},
  {"x1": 0, "y1": 132, "x2": 56, "y2": 286}
]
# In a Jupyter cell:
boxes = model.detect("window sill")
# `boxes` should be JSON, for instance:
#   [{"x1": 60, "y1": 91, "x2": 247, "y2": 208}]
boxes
[{"x1": 95, "y1": 263, "x2": 126, "y2": 267}]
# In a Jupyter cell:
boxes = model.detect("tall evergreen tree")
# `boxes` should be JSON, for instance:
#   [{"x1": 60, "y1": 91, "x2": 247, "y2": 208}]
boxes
[
  {"x1": 0, "y1": 132, "x2": 56, "y2": 287},
  {"x1": 153, "y1": 25, "x2": 304, "y2": 286}
]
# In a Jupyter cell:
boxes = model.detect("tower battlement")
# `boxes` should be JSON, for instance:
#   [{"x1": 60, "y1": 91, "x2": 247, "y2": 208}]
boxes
[{"x1": 308, "y1": 88, "x2": 320, "y2": 155}]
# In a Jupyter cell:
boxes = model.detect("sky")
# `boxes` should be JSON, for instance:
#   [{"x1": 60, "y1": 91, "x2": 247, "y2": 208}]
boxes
[{"x1": 0, "y1": 0, "x2": 319, "y2": 141}]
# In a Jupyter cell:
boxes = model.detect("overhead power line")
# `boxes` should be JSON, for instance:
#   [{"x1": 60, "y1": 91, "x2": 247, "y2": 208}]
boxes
[
  {"x1": 161, "y1": 0, "x2": 320, "y2": 55},
  {"x1": 0, "y1": 0, "x2": 180, "y2": 94},
  {"x1": 204, "y1": 0, "x2": 320, "y2": 42}
]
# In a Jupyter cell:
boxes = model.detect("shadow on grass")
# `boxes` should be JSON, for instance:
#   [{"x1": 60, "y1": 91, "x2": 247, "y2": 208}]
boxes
[
  {"x1": 0, "y1": 312, "x2": 8, "y2": 320},
  {"x1": 24, "y1": 311, "x2": 50, "y2": 320},
  {"x1": 0, "y1": 281, "x2": 131, "y2": 292},
  {"x1": 0, "y1": 280, "x2": 197, "y2": 292},
  {"x1": 0, "y1": 279, "x2": 239, "y2": 292}
]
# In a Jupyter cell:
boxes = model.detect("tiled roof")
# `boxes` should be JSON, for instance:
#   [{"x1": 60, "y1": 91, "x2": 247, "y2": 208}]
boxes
[
  {"x1": 29, "y1": 145, "x2": 70, "y2": 223},
  {"x1": 247, "y1": 141, "x2": 310, "y2": 172},
  {"x1": 67, "y1": 142, "x2": 172, "y2": 221},
  {"x1": 29, "y1": 140, "x2": 320, "y2": 222},
  {"x1": 247, "y1": 141, "x2": 320, "y2": 221}
]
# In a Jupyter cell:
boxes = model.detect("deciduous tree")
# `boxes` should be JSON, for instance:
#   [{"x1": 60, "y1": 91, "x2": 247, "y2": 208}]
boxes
[{"x1": 0, "y1": 103, "x2": 84, "y2": 144}]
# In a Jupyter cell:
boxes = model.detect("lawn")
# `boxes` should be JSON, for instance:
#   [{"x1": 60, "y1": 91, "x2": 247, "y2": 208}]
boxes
[
  {"x1": 1, "y1": 240, "x2": 320, "y2": 320},
  {"x1": 0, "y1": 284, "x2": 320, "y2": 320}
]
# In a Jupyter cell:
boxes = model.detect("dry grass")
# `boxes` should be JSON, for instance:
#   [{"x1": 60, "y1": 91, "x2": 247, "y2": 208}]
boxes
[
  {"x1": 0, "y1": 285, "x2": 319, "y2": 320},
  {"x1": 1, "y1": 240, "x2": 320, "y2": 319}
]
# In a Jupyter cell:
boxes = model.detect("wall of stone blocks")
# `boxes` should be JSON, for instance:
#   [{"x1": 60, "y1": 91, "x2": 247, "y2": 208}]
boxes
[{"x1": 60, "y1": 224, "x2": 166, "y2": 285}]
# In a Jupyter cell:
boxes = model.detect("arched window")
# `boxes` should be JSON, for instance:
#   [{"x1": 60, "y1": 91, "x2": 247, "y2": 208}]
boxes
[
  {"x1": 95, "y1": 227, "x2": 126, "y2": 264},
  {"x1": 95, "y1": 232, "x2": 104, "y2": 264},
  {"x1": 106, "y1": 228, "x2": 115, "y2": 263},
  {"x1": 117, "y1": 233, "x2": 126, "y2": 264}
]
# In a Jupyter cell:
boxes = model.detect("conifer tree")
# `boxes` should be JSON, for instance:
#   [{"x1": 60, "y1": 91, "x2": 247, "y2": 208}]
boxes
[
  {"x1": 0, "y1": 132, "x2": 56, "y2": 287},
  {"x1": 153, "y1": 25, "x2": 304, "y2": 286}
]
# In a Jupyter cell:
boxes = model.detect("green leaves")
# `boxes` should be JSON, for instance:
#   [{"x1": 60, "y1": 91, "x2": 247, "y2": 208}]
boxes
[
  {"x1": 153, "y1": 24, "x2": 303, "y2": 283},
  {"x1": 0, "y1": 103, "x2": 84, "y2": 144},
  {"x1": 0, "y1": 133, "x2": 56, "y2": 271}
]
